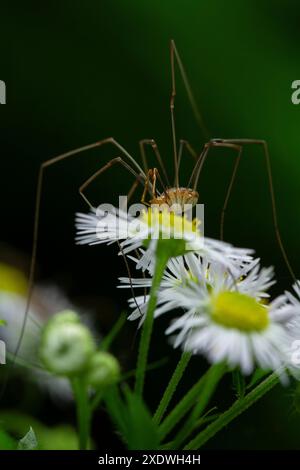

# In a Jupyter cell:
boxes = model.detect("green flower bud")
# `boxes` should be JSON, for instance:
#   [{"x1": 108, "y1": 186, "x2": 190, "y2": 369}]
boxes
[
  {"x1": 39, "y1": 313, "x2": 96, "y2": 377},
  {"x1": 86, "y1": 351, "x2": 120, "y2": 389},
  {"x1": 48, "y1": 310, "x2": 80, "y2": 326}
]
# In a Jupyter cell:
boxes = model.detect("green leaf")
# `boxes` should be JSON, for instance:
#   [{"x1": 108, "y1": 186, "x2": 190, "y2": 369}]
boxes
[
  {"x1": 105, "y1": 386, "x2": 160, "y2": 450},
  {"x1": 123, "y1": 388, "x2": 160, "y2": 450},
  {"x1": 104, "y1": 386, "x2": 129, "y2": 440},
  {"x1": 0, "y1": 319, "x2": 7, "y2": 326},
  {"x1": 0, "y1": 429, "x2": 16, "y2": 450},
  {"x1": 17, "y1": 427, "x2": 38, "y2": 450}
]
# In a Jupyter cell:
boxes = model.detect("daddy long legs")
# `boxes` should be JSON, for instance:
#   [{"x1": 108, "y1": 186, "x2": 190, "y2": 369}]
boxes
[{"x1": 10, "y1": 39, "x2": 296, "y2": 383}]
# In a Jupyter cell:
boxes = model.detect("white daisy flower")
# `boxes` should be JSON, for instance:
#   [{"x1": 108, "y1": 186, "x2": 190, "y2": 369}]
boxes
[
  {"x1": 121, "y1": 255, "x2": 300, "y2": 377},
  {"x1": 75, "y1": 206, "x2": 253, "y2": 272},
  {"x1": 163, "y1": 263, "x2": 300, "y2": 376},
  {"x1": 269, "y1": 281, "x2": 300, "y2": 337},
  {"x1": 119, "y1": 253, "x2": 262, "y2": 324}
]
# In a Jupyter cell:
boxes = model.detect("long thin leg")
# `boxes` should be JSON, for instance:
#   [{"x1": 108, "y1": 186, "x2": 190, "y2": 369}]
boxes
[
  {"x1": 170, "y1": 41, "x2": 179, "y2": 188},
  {"x1": 189, "y1": 140, "x2": 242, "y2": 240},
  {"x1": 79, "y1": 156, "x2": 144, "y2": 208},
  {"x1": 170, "y1": 40, "x2": 209, "y2": 140},
  {"x1": 141, "y1": 171, "x2": 151, "y2": 206},
  {"x1": 187, "y1": 145, "x2": 209, "y2": 188},
  {"x1": 139, "y1": 139, "x2": 170, "y2": 187},
  {"x1": 220, "y1": 148, "x2": 241, "y2": 241},
  {"x1": 13, "y1": 137, "x2": 145, "y2": 366},
  {"x1": 216, "y1": 139, "x2": 296, "y2": 281},
  {"x1": 79, "y1": 166, "x2": 146, "y2": 317},
  {"x1": 141, "y1": 168, "x2": 159, "y2": 204},
  {"x1": 127, "y1": 177, "x2": 142, "y2": 206},
  {"x1": 177, "y1": 139, "x2": 197, "y2": 177},
  {"x1": 153, "y1": 168, "x2": 168, "y2": 196},
  {"x1": 97, "y1": 137, "x2": 146, "y2": 178},
  {"x1": 141, "y1": 168, "x2": 169, "y2": 206},
  {"x1": 79, "y1": 158, "x2": 148, "y2": 212}
]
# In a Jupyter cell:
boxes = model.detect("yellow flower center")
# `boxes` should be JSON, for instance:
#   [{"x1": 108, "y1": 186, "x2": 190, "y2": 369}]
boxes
[
  {"x1": 0, "y1": 263, "x2": 28, "y2": 296},
  {"x1": 211, "y1": 291, "x2": 269, "y2": 332},
  {"x1": 140, "y1": 208, "x2": 200, "y2": 237}
]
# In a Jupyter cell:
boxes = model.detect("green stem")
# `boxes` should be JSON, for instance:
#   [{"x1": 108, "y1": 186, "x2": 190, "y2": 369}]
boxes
[
  {"x1": 134, "y1": 251, "x2": 169, "y2": 397},
  {"x1": 72, "y1": 378, "x2": 91, "y2": 450},
  {"x1": 90, "y1": 391, "x2": 104, "y2": 412},
  {"x1": 232, "y1": 369, "x2": 246, "y2": 399},
  {"x1": 173, "y1": 362, "x2": 226, "y2": 448},
  {"x1": 153, "y1": 351, "x2": 192, "y2": 425},
  {"x1": 184, "y1": 371, "x2": 280, "y2": 450},
  {"x1": 101, "y1": 312, "x2": 127, "y2": 351},
  {"x1": 159, "y1": 370, "x2": 208, "y2": 440}
]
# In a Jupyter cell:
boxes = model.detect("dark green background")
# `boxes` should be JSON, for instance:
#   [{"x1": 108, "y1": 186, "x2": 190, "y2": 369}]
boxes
[{"x1": 1, "y1": 0, "x2": 300, "y2": 449}]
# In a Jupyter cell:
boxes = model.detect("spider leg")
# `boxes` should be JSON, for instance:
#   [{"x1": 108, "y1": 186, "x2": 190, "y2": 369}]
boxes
[
  {"x1": 216, "y1": 138, "x2": 296, "y2": 280},
  {"x1": 170, "y1": 40, "x2": 209, "y2": 140},
  {"x1": 170, "y1": 41, "x2": 179, "y2": 187},
  {"x1": 189, "y1": 140, "x2": 242, "y2": 240},
  {"x1": 127, "y1": 177, "x2": 142, "y2": 207},
  {"x1": 78, "y1": 156, "x2": 144, "y2": 208},
  {"x1": 141, "y1": 170, "x2": 152, "y2": 206},
  {"x1": 79, "y1": 162, "x2": 150, "y2": 321},
  {"x1": 139, "y1": 139, "x2": 170, "y2": 187},
  {"x1": 13, "y1": 137, "x2": 145, "y2": 366},
  {"x1": 177, "y1": 139, "x2": 198, "y2": 179}
]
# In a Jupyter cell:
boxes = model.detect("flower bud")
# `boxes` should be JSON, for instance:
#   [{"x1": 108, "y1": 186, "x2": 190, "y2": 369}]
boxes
[
  {"x1": 86, "y1": 351, "x2": 120, "y2": 389},
  {"x1": 47, "y1": 310, "x2": 80, "y2": 326},
  {"x1": 39, "y1": 312, "x2": 96, "y2": 377}
]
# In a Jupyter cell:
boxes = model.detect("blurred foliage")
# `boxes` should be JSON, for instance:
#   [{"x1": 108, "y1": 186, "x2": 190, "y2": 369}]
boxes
[
  {"x1": 0, "y1": 411, "x2": 77, "y2": 450},
  {"x1": 0, "y1": 0, "x2": 300, "y2": 450},
  {"x1": 0, "y1": 428, "x2": 16, "y2": 450}
]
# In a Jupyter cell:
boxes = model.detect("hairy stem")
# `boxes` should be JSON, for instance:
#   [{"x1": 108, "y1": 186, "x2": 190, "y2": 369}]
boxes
[
  {"x1": 184, "y1": 371, "x2": 279, "y2": 450},
  {"x1": 153, "y1": 351, "x2": 192, "y2": 425},
  {"x1": 159, "y1": 371, "x2": 209, "y2": 440},
  {"x1": 173, "y1": 362, "x2": 226, "y2": 448},
  {"x1": 134, "y1": 250, "x2": 169, "y2": 397}
]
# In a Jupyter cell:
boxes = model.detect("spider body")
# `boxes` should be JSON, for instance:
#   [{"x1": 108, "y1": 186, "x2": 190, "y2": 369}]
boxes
[{"x1": 150, "y1": 187, "x2": 199, "y2": 210}]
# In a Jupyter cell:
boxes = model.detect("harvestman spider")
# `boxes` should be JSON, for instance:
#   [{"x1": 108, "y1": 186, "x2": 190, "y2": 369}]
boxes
[{"x1": 13, "y1": 40, "x2": 296, "y2": 368}]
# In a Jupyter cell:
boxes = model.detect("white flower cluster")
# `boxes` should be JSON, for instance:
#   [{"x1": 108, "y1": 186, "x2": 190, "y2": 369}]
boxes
[{"x1": 76, "y1": 205, "x2": 300, "y2": 379}]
